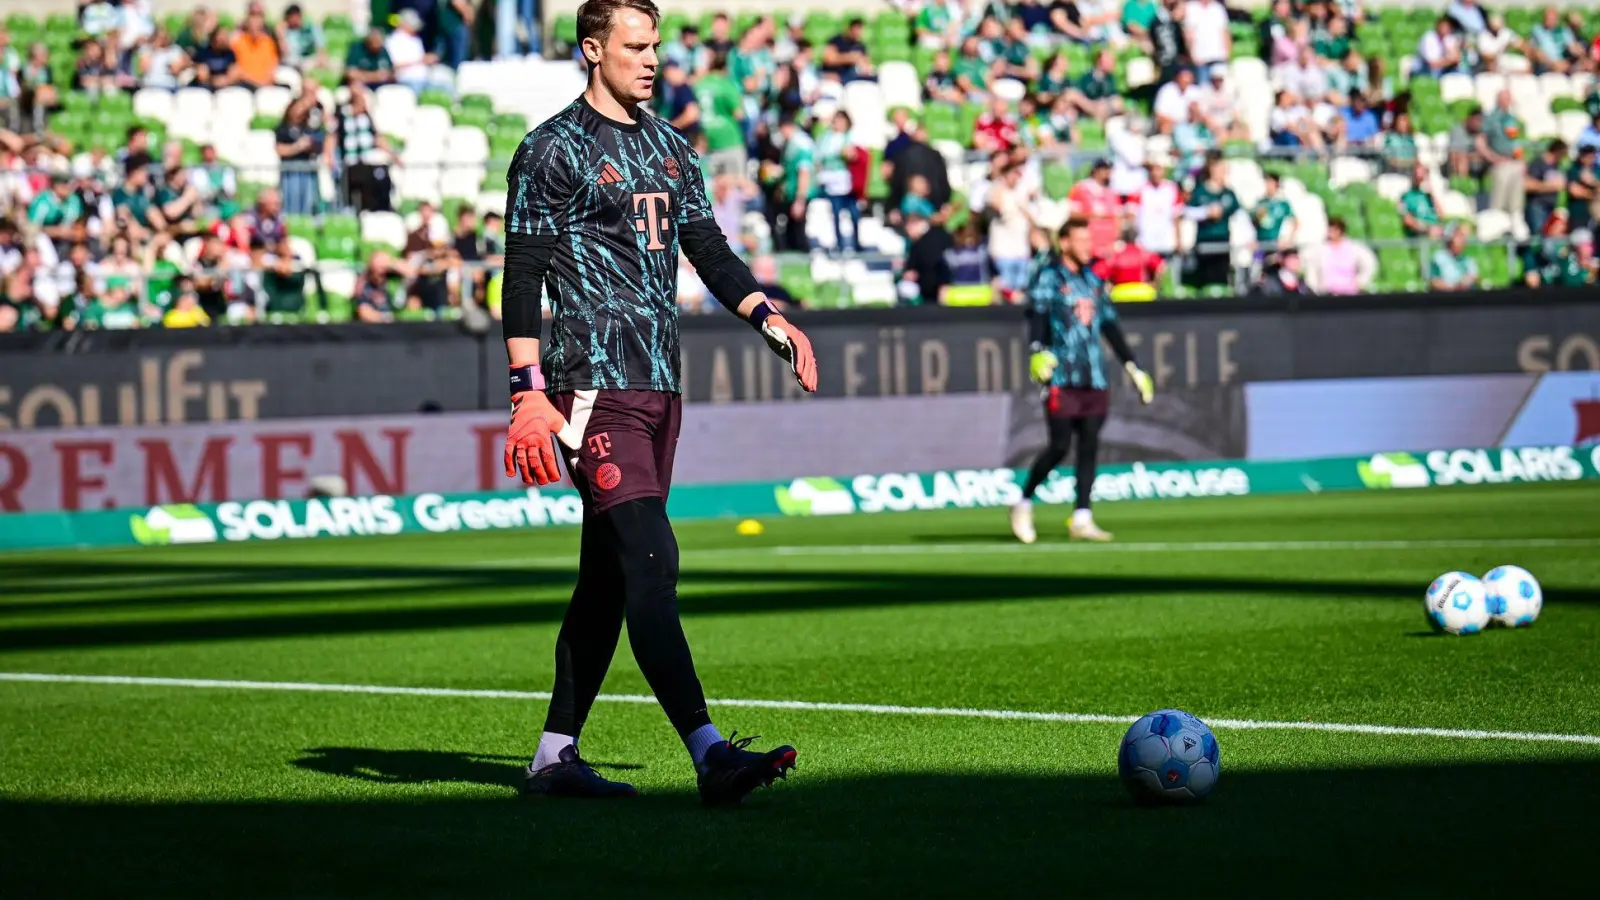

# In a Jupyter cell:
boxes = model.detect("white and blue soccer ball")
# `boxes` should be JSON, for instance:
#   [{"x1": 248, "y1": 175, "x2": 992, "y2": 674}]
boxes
[
  {"x1": 1425, "y1": 571, "x2": 1490, "y2": 635},
  {"x1": 1482, "y1": 565, "x2": 1542, "y2": 628},
  {"x1": 1118, "y1": 709, "x2": 1220, "y2": 804}
]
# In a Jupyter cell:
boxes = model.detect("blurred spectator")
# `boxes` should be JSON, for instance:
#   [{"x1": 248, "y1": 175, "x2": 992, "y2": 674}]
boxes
[
  {"x1": 1483, "y1": 89, "x2": 1525, "y2": 219},
  {"x1": 747, "y1": 254, "x2": 793, "y2": 306},
  {"x1": 1123, "y1": 0, "x2": 1160, "y2": 53},
  {"x1": 816, "y1": 110, "x2": 859, "y2": 253},
  {"x1": 898, "y1": 211, "x2": 953, "y2": 305},
  {"x1": 1446, "y1": 0, "x2": 1488, "y2": 37},
  {"x1": 1149, "y1": 0, "x2": 1189, "y2": 83},
  {"x1": 1526, "y1": 140, "x2": 1569, "y2": 235},
  {"x1": 193, "y1": 27, "x2": 242, "y2": 89},
  {"x1": 29, "y1": 173, "x2": 84, "y2": 250},
  {"x1": 915, "y1": 1, "x2": 963, "y2": 52},
  {"x1": 438, "y1": 0, "x2": 475, "y2": 69},
  {"x1": 139, "y1": 27, "x2": 189, "y2": 91},
  {"x1": 1428, "y1": 225, "x2": 1479, "y2": 291},
  {"x1": 1523, "y1": 209, "x2": 1589, "y2": 287},
  {"x1": 822, "y1": 17, "x2": 873, "y2": 84},
  {"x1": 774, "y1": 113, "x2": 812, "y2": 252},
  {"x1": 279, "y1": 5, "x2": 327, "y2": 71},
  {"x1": 1476, "y1": 14, "x2": 1518, "y2": 73},
  {"x1": 900, "y1": 172, "x2": 937, "y2": 221},
  {"x1": 1567, "y1": 144, "x2": 1599, "y2": 231},
  {"x1": 986, "y1": 164, "x2": 1035, "y2": 295},
  {"x1": 1417, "y1": 17, "x2": 1465, "y2": 77},
  {"x1": 656, "y1": 61, "x2": 699, "y2": 139},
  {"x1": 1317, "y1": 217, "x2": 1370, "y2": 295},
  {"x1": 676, "y1": 257, "x2": 709, "y2": 312},
  {"x1": 243, "y1": 187, "x2": 288, "y2": 254},
  {"x1": 346, "y1": 29, "x2": 396, "y2": 87},
  {"x1": 1400, "y1": 162, "x2": 1444, "y2": 239},
  {"x1": 1252, "y1": 171, "x2": 1296, "y2": 251},
  {"x1": 156, "y1": 166, "x2": 202, "y2": 235},
  {"x1": 664, "y1": 24, "x2": 710, "y2": 75},
  {"x1": 177, "y1": 6, "x2": 217, "y2": 55},
  {"x1": 1068, "y1": 49, "x2": 1123, "y2": 121},
  {"x1": 1447, "y1": 107, "x2": 1487, "y2": 181},
  {"x1": 388, "y1": 11, "x2": 443, "y2": 94},
  {"x1": 925, "y1": 49, "x2": 964, "y2": 104},
  {"x1": 1254, "y1": 247, "x2": 1311, "y2": 295},
  {"x1": 1528, "y1": 6, "x2": 1583, "y2": 74},
  {"x1": 20, "y1": 43, "x2": 56, "y2": 133},
  {"x1": 1578, "y1": 111, "x2": 1600, "y2": 152},
  {"x1": 1198, "y1": 64, "x2": 1248, "y2": 142},
  {"x1": 1069, "y1": 158, "x2": 1121, "y2": 258},
  {"x1": 1184, "y1": 154, "x2": 1238, "y2": 288},
  {"x1": 330, "y1": 85, "x2": 392, "y2": 213},
  {"x1": 1184, "y1": 0, "x2": 1231, "y2": 78},
  {"x1": 78, "y1": 282, "x2": 141, "y2": 330},
  {"x1": 1154, "y1": 65, "x2": 1199, "y2": 128},
  {"x1": 1135, "y1": 154, "x2": 1181, "y2": 257},
  {"x1": 1383, "y1": 111, "x2": 1419, "y2": 173},
  {"x1": 354, "y1": 250, "x2": 399, "y2": 323},
  {"x1": 74, "y1": 39, "x2": 117, "y2": 97},
  {"x1": 1035, "y1": 51, "x2": 1072, "y2": 106},
  {"x1": 118, "y1": 125, "x2": 154, "y2": 178},
  {"x1": 973, "y1": 96, "x2": 1019, "y2": 154},
  {"x1": 992, "y1": 18, "x2": 1039, "y2": 85},
  {"x1": 189, "y1": 143, "x2": 238, "y2": 214},
  {"x1": 404, "y1": 203, "x2": 454, "y2": 312},
  {"x1": 232, "y1": 10, "x2": 280, "y2": 88},
  {"x1": 704, "y1": 13, "x2": 733, "y2": 57},
  {"x1": 1274, "y1": 44, "x2": 1328, "y2": 103},
  {"x1": 275, "y1": 92, "x2": 327, "y2": 216},
  {"x1": 1270, "y1": 90, "x2": 1323, "y2": 151},
  {"x1": 162, "y1": 277, "x2": 211, "y2": 327},
  {"x1": 451, "y1": 206, "x2": 485, "y2": 302},
  {"x1": 1096, "y1": 224, "x2": 1165, "y2": 293},
  {"x1": 1339, "y1": 91, "x2": 1381, "y2": 149},
  {"x1": 952, "y1": 36, "x2": 988, "y2": 98}
]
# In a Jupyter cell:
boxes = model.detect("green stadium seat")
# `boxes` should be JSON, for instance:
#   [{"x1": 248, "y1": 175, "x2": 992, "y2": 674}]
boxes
[
  {"x1": 489, "y1": 112, "x2": 528, "y2": 136},
  {"x1": 1042, "y1": 163, "x2": 1074, "y2": 200},
  {"x1": 418, "y1": 89, "x2": 453, "y2": 111},
  {"x1": 454, "y1": 106, "x2": 492, "y2": 130},
  {"x1": 460, "y1": 93, "x2": 494, "y2": 112},
  {"x1": 319, "y1": 216, "x2": 360, "y2": 261},
  {"x1": 554, "y1": 13, "x2": 577, "y2": 45}
]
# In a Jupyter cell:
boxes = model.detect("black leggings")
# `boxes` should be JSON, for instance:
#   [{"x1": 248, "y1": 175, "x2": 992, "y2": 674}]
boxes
[
  {"x1": 541, "y1": 497, "x2": 711, "y2": 741},
  {"x1": 1021, "y1": 415, "x2": 1105, "y2": 510}
]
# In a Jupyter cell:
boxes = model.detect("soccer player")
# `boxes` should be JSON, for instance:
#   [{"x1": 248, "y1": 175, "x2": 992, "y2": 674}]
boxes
[
  {"x1": 1009, "y1": 218, "x2": 1154, "y2": 545},
  {"x1": 502, "y1": 0, "x2": 818, "y2": 806}
]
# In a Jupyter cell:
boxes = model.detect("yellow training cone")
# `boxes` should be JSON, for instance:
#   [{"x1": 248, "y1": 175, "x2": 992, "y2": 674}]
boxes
[{"x1": 736, "y1": 519, "x2": 765, "y2": 536}]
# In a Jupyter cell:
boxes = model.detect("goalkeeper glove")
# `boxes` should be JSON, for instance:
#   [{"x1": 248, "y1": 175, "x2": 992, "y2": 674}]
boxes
[
  {"x1": 1029, "y1": 349, "x2": 1059, "y2": 384},
  {"x1": 1125, "y1": 361, "x2": 1154, "y2": 405},
  {"x1": 504, "y1": 366, "x2": 583, "y2": 486},
  {"x1": 752, "y1": 302, "x2": 819, "y2": 392}
]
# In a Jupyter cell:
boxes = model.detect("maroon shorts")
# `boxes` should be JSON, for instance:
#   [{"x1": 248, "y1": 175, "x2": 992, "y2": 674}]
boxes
[
  {"x1": 1045, "y1": 386, "x2": 1110, "y2": 420},
  {"x1": 550, "y1": 390, "x2": 681, "y2": 516}
]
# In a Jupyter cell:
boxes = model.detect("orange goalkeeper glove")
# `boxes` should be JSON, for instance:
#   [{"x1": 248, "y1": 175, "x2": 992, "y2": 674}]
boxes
[
  {"x1": 504, "y1": 366, "x2": 583, "y2": 486},
  {"x1": 752, "y1": 303, "x2": 819, "y2": 393}
]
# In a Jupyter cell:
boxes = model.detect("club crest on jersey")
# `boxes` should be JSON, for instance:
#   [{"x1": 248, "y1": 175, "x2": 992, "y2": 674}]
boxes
[
  {"x1": 632, "y1": 192, "x2": 672, "y2": 251},
  {"x1": 663, "y1": 156, "x2": 680, "y2": 180}
]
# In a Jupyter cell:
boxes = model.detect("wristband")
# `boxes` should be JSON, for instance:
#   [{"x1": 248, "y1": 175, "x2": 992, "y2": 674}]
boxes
[
  {"x1": 509, "y1": 364, "x2": 546, "y2": 395},
  {"x1": 747, "y1": 299, "x2": 777, "y2": 332}
]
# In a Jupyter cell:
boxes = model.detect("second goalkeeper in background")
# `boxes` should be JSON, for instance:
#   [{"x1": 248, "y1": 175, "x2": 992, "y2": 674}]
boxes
[{"x1": 1010, "y1": 218, "x2": 1154, "y2": 544}]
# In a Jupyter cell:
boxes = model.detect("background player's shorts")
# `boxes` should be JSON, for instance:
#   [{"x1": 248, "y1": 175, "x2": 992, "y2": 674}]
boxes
[
  {"x1": 551, "y1": 389, "x2": 681, "y2": 517},
  {"x1": 1045, "y1": 386, "x2": 1110, "y2": 420}
]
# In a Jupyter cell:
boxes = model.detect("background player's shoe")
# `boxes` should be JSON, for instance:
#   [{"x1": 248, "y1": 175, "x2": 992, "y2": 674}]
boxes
[
  {"x1": 1010, "y1": 500, "x2": 1037, "y2": 544},
  {"x1": 522, "y1": 745, "x2": 637, "y2": 799},
  {"x1": 696, "y1": 733, "x2": 796, "y2": 807},
  {"x1": 1068, "y1": 513, "x2": 1114, "y2": 542}
]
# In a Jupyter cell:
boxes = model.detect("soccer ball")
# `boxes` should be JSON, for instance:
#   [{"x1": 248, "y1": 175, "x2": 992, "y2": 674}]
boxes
[
  {"x1": 1118, "y1": 709, "x2": 1220, "y2": 804},
  {"x1": 1483, "y1": 565, "x2": 1542, "y2": 628},
  {"x1": 1424, "y1": 571, "x2": 1490, "y2": 635}
]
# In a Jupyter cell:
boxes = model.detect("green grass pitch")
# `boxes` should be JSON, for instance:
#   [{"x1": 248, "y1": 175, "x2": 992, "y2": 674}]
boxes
[{"x1": 2, "y1": 483, "x2": 1599, "y2": 897}]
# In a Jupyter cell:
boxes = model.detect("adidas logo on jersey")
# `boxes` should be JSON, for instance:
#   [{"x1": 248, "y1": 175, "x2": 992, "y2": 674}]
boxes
[{"x1": 597, "y1": 163, "x2": 624, "y2": 185}]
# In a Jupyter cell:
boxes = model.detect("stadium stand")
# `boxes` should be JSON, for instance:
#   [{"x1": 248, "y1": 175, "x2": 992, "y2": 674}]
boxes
[{"x1": 0, "y1": 0, "x2": 1597, "y2": 333}]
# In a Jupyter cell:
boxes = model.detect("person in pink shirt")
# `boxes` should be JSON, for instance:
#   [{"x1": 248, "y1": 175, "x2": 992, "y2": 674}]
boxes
[
  {"x1": 1068, "y1": 159, "x2": 1123, "y2": 259},
  {"x1": 1318, "y1": 217, "x2": 1363, "y2": 294}
]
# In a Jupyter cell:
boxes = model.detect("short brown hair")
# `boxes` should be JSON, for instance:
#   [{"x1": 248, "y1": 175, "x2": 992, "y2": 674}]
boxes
[
  {"x1": 577, "y1": 0, "x2": 660, "y2": 50},
  {"x1": 1058, "y1": 217, "x2": 1090, "y2": 239}
]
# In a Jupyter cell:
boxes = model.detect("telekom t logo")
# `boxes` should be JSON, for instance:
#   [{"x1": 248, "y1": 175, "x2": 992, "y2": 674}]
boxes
[
  {"x1": 587, "y1": 432, "x2": 612, "y2": 459},
  {"x1": 632, "y1": 192, "x2": 672, "y2": 250}
]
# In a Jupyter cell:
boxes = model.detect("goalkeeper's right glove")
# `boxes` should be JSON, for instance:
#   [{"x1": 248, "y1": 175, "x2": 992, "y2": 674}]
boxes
[
  {"x1": 504, "y1": 366, "x2": 583, "y2": 486},
  {"x1": 1029, "y1": 349, "x2": 1059, "y2": 384},
  {"x1": 1125, "y1": 361, "x2": 1155, "y2": 405}
]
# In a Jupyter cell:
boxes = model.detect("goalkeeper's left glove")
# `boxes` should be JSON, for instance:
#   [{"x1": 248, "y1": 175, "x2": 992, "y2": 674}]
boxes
[
  {"x1": 1125, "y1": 361, "x2": 1154, "y2": 405},
  {"x1": 752, "y1": 302, "x2": 818, "y2": 392},
  {"x1": 1029, "y1": 349, "x2": 1059, "y2": 384},
  {"x1": 504, "y1": 365, "x2": 583, "y2": 486}
]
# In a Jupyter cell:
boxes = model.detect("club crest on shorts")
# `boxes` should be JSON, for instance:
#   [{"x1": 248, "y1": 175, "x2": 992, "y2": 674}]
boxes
[
  {"x1": 595, "y1": 463, "x2": 622, "y2": 491},
  {"x1": 664, "y1": 156, "x2": 680, "y2": 180}
]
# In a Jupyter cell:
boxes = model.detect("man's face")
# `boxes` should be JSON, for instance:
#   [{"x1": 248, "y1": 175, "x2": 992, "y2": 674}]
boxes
[
  {"x1": 1264, "y1": 178, "x2": 1278, "y2": 197},
  {"x1": 1093, "y1": 166, "x2": 1110, "y2": 186},
  {"x1": 70, "y1": 245, "x2": 89, "y2": 266},
  {"x1": 1096, "y1": 51, "x2": 1114, "y2": 73},
  {"x1": 587, "y1": 9, "x2": 660, "y2": 104},
  {"x1": 261, "y1": 190, "x2": 281, "y2": 215},
  {"x1": 287, "y1": 11, "x2": 302, "y2": 27},
  {"x1": 1176, "y1": 69, "x2": 1193, "y2": 89},
  {"x1": 682, "y1": 28, "x2": 698, "y2": 47},
  {"x1": 1062, "y1": 226, "x2": 1093, "y2": 262},
  {"x1": 366, "y1": 31, "x2": 383, "y2": 50},
  {"x1": 458, "y1": 212, "x2": 476, "y2": 232},
  {"x1": 1543, "y1": 8, "x2": 1559, "y2": 28},
  {"x1": 1449, "y1": 230, "x2": 1467, "y2": 254}
]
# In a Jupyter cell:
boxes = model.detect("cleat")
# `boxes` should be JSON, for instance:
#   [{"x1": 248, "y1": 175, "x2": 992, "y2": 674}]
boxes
[
  {"x1": 1010, "y1": 500, "x2": 1037, "y2": 544},
  {"x1": 696, "y1": 732, "x2": 797, "y2": 807},
  {"x1": 522, "y1": 745, "x2": 637, "y2": 799},
  {"x1": 1068, "y1": 517, "x2": 1114, "y2": 542}
]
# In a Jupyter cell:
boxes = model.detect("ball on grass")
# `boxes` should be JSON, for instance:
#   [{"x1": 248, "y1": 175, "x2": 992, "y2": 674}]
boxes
[{"x1": 736, "y1": 519, "x2": 765, "y2": 536}]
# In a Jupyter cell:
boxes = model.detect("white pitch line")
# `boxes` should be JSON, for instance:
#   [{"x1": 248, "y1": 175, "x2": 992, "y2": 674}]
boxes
[
  {"x1": 3, "y1": 672, "x2": 1599, "y2": 747},
  {"x1": 769, "y1": 537, "x2": 1600, "y2": 556}
]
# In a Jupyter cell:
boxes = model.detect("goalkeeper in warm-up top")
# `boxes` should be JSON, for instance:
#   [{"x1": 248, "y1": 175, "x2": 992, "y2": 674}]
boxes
[
  {"x1": 1010, "y1": 217, "x2": 1154, "y2": 544},
  {"x1": 501, "y1": 0, "x2": 819, "y2": 806}
]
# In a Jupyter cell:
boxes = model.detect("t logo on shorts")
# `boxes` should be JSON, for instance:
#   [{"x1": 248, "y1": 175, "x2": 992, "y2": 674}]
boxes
[
  {"x1": 632, "y1": 192, "x2": 672, "y2": 250},
  {"x1": 587, "y1": 432, "x2": 612, "y2": 458}
]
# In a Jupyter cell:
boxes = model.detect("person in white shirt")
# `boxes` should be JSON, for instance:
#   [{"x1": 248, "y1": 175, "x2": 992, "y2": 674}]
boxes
[
  {"x1": 985, "y1": 164, "x2": 1036, "y2": 294},
  {"x1": 1476, "y1": 14, "x2": 1518, "y2": 72},
  {"x1": 1108, "y1": 117, "x2": 1148, "y2": 201},
  {"x1": 1417, "y1": 17, "x2": 1464, "y2": 77},
  {"x1": 1136, "y1": 155, "x2": 1182, "y2": 256},
  {"x1": 1198, "y1": 64, "x2": 1251, "y2": 142},
  {"x1": 1273, "y1": 44, "x2": 1329, "y2": 101},
  {"x1": 385, "y1": 10, "x2": 440, "y2": 94},
  {"x1": 1183, "y1": 0, "x2": 1231, "y2": 81},
  {"x1": 1153, "y1": 66, "x2": 1199, "y2": 127}
]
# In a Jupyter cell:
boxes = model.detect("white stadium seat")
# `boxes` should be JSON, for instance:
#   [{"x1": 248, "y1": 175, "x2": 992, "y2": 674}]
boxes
[
  {"x1": 1329, "y1": 156, "x2": 1374, "y2": 189},
  {"x1": 444, "y1": 126, "x2": 489, "y2": 165},
  {"x1": 254, "y1": 85, "x2": 292, "y2": 121},
  {"x1": 1539, "y1": 72, "x2": 1575, "y2": 101},
  {"x1": 239, "y1": 130, "x2": 279, "y2": 184},
  {"x1": 288, "y1": 235, "x2": 318, "y2": 264},
  {"x1": 1375, "y1": 173, "x2": 1410, "y2": 202},
  {"x1": 1499, "y1": 54, "x2": 1531, "y2": 74},
  {"x1": 1439, "y1": 73, "x2": 1474, "y2": 105},
  {"x1": 1558, "y1": 110, "x2": 1589, "y2": 145},
  {"x1": 273, "y1": 65, "x2": 302, "y2": 93},
  {"x1": 372, "y1": 84, "x2": 417, "y2": 136},
  {"x1": 1476, "y1": 209, "x2": 1511, "y2": 242},
  {"x1": 475, "y1": 191, "x2": 506, "y2": 216},
  {"x1": 213, "y1": 87, "x2": 255, "y2": 125},
  {"x1": 440, "y1": 166, "x2": 485, "y2": 201},
  {"x1": 878, "y1": 61, "x2": 922, "y2": 110},
  {"x1": 1440, "y1": 190, "x2": 1474, "y2": 220},
  {"x1": 360, "y1": 211, "x2": 408, "y2": 248},
  {"x1": 320, "y1": 266, "x2": 357, "y2": 299},
  {"x1": 133, "y1": 88, "x2": 173, "y2": 124},
  {"x1": 1125, "y1": 57, "x2": 1156, "y2": 90}
]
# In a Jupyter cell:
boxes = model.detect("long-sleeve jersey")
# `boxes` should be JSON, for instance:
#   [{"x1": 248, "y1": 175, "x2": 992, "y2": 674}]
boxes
[{"x1": 1026, "y1": 251, "x2": 1137, "y2": 390}]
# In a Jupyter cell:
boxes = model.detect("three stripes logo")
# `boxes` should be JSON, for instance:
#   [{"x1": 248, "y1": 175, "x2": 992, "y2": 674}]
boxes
[{"x1": 597, "y1": 163, "x2": 625, "y2": 186}]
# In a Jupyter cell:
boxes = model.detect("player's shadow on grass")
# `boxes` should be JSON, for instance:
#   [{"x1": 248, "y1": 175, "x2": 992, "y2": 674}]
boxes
[
  {"x1": 3, "y1": 760, "x2": 1596, "y2": 897},
  {"x1": 291, "y1": 747, "x2": 642, "y2": 788}
]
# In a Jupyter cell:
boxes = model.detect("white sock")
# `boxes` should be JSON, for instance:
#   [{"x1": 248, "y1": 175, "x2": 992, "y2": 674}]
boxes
[
  {"x1": 1015, "y1": 498, "x2": 1033, "y2": 510},
  {"x1": 685, "y1": 723, "x2": 725, "y2": 766},
  {"x1": 531, "y1": 731, "x2": 576, "y2": 770},
  {"x1": 1072, "y1": 508, "x2": 1094, "y2": 526}
]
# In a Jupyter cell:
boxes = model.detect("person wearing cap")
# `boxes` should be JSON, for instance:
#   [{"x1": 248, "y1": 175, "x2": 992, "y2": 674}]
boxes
[
  {"x1": 1254, "y1": 246, "x2": 1311, "y2": 295},
  {"x1": 1428, "y1": 224, "x2": 1479, "y2": 292},
  {"x1": 387, "y1": 10, "x2": 442, "y2": 94}
]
